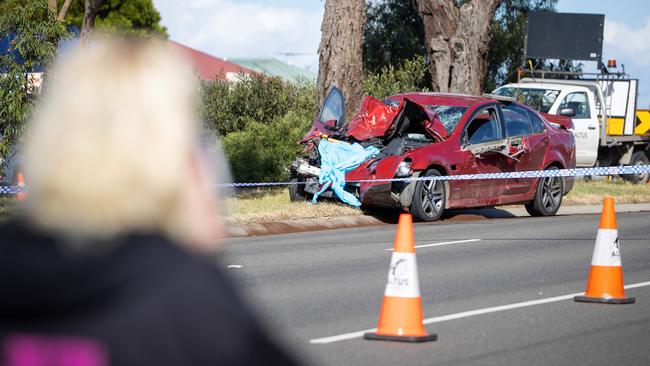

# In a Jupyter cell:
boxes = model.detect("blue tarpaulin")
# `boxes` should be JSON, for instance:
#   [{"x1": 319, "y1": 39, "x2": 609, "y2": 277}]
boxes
[{"x1": 312, "y1": 139, "x2": 379, "y2": 207}]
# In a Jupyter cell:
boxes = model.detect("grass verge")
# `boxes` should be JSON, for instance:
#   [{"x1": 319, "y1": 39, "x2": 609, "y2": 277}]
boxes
[
  {"x1": 1, "y1": 179, "x2": 648, "y2": 225},
  {"x1": 226, "y1": 179, "x2": 650, "y2": 225}
]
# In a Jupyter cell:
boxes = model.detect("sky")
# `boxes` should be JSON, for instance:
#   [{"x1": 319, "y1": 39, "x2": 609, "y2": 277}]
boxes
[{"x1": 153, "y1": 0, "x2": 650, "y2": 107}]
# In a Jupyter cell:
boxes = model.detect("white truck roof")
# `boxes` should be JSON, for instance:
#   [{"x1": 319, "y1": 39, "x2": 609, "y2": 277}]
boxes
[{"x1": 499, "y1": 82, "x2": 589, "y2": 93}]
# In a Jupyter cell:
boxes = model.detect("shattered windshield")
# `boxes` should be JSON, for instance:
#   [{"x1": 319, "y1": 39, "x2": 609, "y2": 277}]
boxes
[
  {"x1": 494, "y1": 87, "x2": 560, "y2": 113},
  {"x1": 424, "y1": 105, "x2": 467, "y2": 133}
]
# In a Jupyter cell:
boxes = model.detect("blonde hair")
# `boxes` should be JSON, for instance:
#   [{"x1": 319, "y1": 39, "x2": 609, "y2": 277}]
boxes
[{"x1": 23, "y1": 36, "x2": 210, "y2": 242}]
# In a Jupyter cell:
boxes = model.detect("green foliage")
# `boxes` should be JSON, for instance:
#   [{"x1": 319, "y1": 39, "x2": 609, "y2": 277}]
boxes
[
  {"x1": 0, "y1": 0, "x2": 69, "y2": 159},
  {"x1": 363, "y1": 0, "x2": 426, "y2": 74},
  {"x1": 200, "y1": 73, "x2": 315, "y2": 183},
  {"x1": 222, "y1": 111, "x2": 312, "y2": 183},
  {"x1": 200, "y1": 73, "x2": 315, "y2": 136},
  {"x1": 66, "y1": 0, "x2": 167, "y2": 37},
  {"x1": 363, "y1": 55, "x2": 430, "y2": 99}
]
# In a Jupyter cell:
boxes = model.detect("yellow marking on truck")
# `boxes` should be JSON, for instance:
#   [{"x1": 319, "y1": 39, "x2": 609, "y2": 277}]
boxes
[
  {"x1": 607, "y1": 118, "x2": 625, "y2": 135},
  {"x1": 635, "y1": 110, "x2": 650, "y2": 135}
]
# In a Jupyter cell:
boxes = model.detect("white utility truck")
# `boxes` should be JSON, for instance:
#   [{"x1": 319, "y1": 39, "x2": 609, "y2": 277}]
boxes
[
  {"x1": 493, "y1": 70, "x2": 650, "y2": 183},
  {"x1": 493, "y1": 11, "x2": 650, "y2": 183}
]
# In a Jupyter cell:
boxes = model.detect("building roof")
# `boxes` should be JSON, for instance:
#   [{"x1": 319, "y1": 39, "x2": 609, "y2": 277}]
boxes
[
  {"x1": 168, "y1": 40, "x2": 252, "y2": 81},
  {"x1": 229, "y1": 58, "x2": 316, "y2": 83}
]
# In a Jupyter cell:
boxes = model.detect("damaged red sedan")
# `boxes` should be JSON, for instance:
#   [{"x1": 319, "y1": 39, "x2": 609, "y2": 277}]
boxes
[{"x1": 289, "y1": 87, "x2": 576, "y2": 221}]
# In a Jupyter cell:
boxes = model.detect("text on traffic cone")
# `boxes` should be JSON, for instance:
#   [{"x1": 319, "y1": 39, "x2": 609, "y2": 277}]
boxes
[{"x1": 574, "y1": 196, "x2": 634, "y2": 304}]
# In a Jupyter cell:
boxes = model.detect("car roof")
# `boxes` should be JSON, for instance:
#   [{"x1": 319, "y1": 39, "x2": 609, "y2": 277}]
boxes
[{"x1": 387, "y1": 92, "x2": 494, "y2": 108}]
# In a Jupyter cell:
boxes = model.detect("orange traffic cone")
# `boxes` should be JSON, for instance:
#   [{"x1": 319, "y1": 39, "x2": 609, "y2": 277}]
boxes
[
  {"x1": 364, "y1": 214, "x2": 437, "y2": 342},
  {"x1": 16, "y1": 173, "x2": 26, "y2": 202},
  {"x1": 574, "y1": 197, "x2": 634, "y2": 304}
]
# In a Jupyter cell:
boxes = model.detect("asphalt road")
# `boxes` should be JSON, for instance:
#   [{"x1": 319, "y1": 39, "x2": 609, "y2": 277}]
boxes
[{"x1": 221, "y1": 211, "x2": 650, "y2": 366}]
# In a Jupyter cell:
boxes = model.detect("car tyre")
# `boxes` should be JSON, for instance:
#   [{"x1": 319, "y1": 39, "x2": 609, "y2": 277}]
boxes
[
  {"x1": 288, "y1": 177, "x2": 308, "y2": 202},
  {"x1": 411, "y1": 169, "x2": 445, "y2": 222},
  {"x1": 525, "y1": 166, "x2": 564, "y2": 217},
  {"x1": 621, "y1": 151, "x2": 649, "y2": 184}
]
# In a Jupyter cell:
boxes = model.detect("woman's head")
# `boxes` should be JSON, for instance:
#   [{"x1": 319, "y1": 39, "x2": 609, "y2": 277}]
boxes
[{"x1": 23, "y1": 36, "x2": 222, "y2": 250}]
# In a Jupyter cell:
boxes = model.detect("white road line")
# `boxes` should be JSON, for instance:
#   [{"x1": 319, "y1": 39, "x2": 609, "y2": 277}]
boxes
[
  {"x1": 309, "y1": 280, "x2": 650, "y2": 345},
  {"x1": 385, "y1": 238, "x2": 481, "y2": 251},
  {"x1": 227, "y1": 264, "x2": 243, "y2": 269}
]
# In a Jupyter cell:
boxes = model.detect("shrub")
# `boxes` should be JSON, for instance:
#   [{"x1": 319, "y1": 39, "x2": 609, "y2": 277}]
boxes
[
  {"x1": 363, "y1": 55, "x2": 430, "y2": 99},
  {"x1": 0, "y1": 2, "x2": 69, "y2": 160},
  {"x1": 200, "y1": 73, "x2": 315, "y2": 136},
  {"x1": 222, "y1": 111, "x2": 312, "y2": 183}
]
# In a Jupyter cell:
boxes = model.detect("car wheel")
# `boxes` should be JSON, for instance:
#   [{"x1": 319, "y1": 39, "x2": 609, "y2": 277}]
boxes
[
  {"x1": 288, "y1": 177, "x2": 308, "y2": 202},
  {"x1": 525, "y1": 166, "x2": 564, "y2": 217},
  {"x1": 621, "y1": 151, "x2": 649, "y2": 184},
  {"x1": 411, "y1": 169, "x2": 445, "y2": 222}
]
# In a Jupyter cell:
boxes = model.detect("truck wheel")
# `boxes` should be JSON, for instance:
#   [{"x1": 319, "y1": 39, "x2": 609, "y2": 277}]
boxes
[
  {"x1": 621, "y1": 151, "x2": 649, "y2": 184},
  {"x1": 525, "y1": 166, "x2": 564, "y2": 217},
  {"x1": 411, "y1": 169, "x2": 445, "y2": 222},
  {"x1": 288, "y1": 177, "x2": 308, "y2": 202}
]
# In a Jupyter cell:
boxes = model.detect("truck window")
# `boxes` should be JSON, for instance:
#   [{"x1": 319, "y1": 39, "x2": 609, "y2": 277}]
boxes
[
  {"x1": 493, "y1": 87, "x2": 560, "y2": 113},
  {"x1": 502, "y1": 104, "x2": 534, "y2": 137},
  {"x1": 559, "y1": 92, "x2": 590, "y2": 119}
]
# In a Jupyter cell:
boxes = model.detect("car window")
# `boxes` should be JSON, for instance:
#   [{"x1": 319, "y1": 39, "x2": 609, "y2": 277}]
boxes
[
  {"x1": 319, "y1": 87, "x2": 344, "y2": 126},
  {"x1": 424, "y1": 105, "x2": 467, "y2": 133},
  {"x1": 502, "y1": 104, "x2": 534, "y2": 137},
  {"x1": 527, "y1": 110, "x2": 546, "y2": 133},
  {"x1": 559, "y1": 92, "x2": 590, "y2": 119},
  {"x1": 465, "y1": 107, "x2": 501, "y2": 145}
]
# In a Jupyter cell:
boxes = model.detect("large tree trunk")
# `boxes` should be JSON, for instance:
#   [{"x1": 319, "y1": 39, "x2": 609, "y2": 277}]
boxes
[
  {"x1": 417, "y1": 0, "x2": 499, "y2": 95},
  {"x1": 316, "y1": 0, "x2": 365, "y2": 122},
  {"x1": 81, "y1": 0, "x2": 103, "y2": 39}
]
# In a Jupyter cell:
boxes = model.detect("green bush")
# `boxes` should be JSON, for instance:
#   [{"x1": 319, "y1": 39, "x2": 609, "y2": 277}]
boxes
[
  {"x1": 0, "y1": 1, "x2": 69, "y2": 160},
  {"x1": 200, "y1": 73, "x2": 315, "y2": 136},
  {"x1": 363, "y1": 55, "x2": 430, "y2": 99},
  {"x1": 222, "y1": 111, "x2": 311, "y2": 183}
]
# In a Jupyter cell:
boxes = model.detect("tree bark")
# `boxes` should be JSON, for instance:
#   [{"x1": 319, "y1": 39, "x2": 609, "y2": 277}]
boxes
[
  {"x1": 48, "y1": 0, "x2": 57, "y2": 14},
  {"x1": 81, "y1": 0, "x2": 103, "y2": 39},
  {"x1": 316, "y1": 0, "x2": 365, "y2": 122},
  {"x1": 417, "y1": 0, "x2": 499, "y2": 95},
  {"x1": 57, "y1": 0, "x2": 74, "y2": 21}
]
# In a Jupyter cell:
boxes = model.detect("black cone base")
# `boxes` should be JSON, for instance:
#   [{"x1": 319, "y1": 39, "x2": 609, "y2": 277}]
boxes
[
  {"x1": 574, "y1": 295, "x2": 635, "y2": 304},
  {"x1": 364, "y1": 332, "x2": 437, "y2": 343}
]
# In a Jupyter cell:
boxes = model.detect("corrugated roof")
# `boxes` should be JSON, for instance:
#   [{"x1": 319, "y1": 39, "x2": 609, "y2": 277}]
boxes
[
  {"x1": 168, "y1": 40, "x2": 252, "y2": 81},
  {"x1": 229, "y1": 58, "x2": 316, "y2": 83}
]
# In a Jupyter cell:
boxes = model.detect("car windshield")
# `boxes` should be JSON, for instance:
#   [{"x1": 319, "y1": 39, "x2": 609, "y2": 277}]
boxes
[
  {"x1": 493, "y1": 87, "x2": 560, "y2": 113},
  {"x1": 425, "y1": 105, "x2": 467, "y2": 133}
]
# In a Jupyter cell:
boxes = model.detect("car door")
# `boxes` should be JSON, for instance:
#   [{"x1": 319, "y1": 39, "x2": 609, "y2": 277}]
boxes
[
  {"x1": 457, "y1": 105, "x2": 509, "y2": 204},
  {"x1": 500, "y1": 104, "x2": 549, "y2": 196},
  {"x1": 318, "y1": 86, "x2": 345, "y2": 128},
  {"x1": 556, "y1": 91, "x2": 597, "y2": 166}
]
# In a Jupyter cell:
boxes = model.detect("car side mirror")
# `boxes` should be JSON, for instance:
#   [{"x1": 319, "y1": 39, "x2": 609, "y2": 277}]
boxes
[
  {"x1": 559, "y1": 108, "x2": 576, "y2": 117},
  {"x1": 323, "y1": 119, "x2": 339, "y2": 131}
]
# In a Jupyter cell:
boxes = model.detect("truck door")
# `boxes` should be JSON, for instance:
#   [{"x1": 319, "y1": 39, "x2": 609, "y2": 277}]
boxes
[{"x1": 557, "y1": 91, "x2": 598, "y2": 167}]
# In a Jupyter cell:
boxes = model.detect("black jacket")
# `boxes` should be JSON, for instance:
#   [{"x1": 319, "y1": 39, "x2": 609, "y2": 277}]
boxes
[{"x1": 0, "y1": 219, "x2": 298, "y2": 366}]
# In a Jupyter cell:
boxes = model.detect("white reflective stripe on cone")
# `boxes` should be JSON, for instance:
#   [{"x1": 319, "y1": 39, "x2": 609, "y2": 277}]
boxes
[
  {"x1": 590, "y1": 229, "x2": 622, "y2": 267},
  {"x1": 384, "y1": 252, "x2": 420, "y2": 298}
]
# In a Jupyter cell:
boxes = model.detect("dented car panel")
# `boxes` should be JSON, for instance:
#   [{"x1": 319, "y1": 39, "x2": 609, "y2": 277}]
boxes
[{"x1": 290, "y1": 90, "x2": 576, "y2": 221}]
